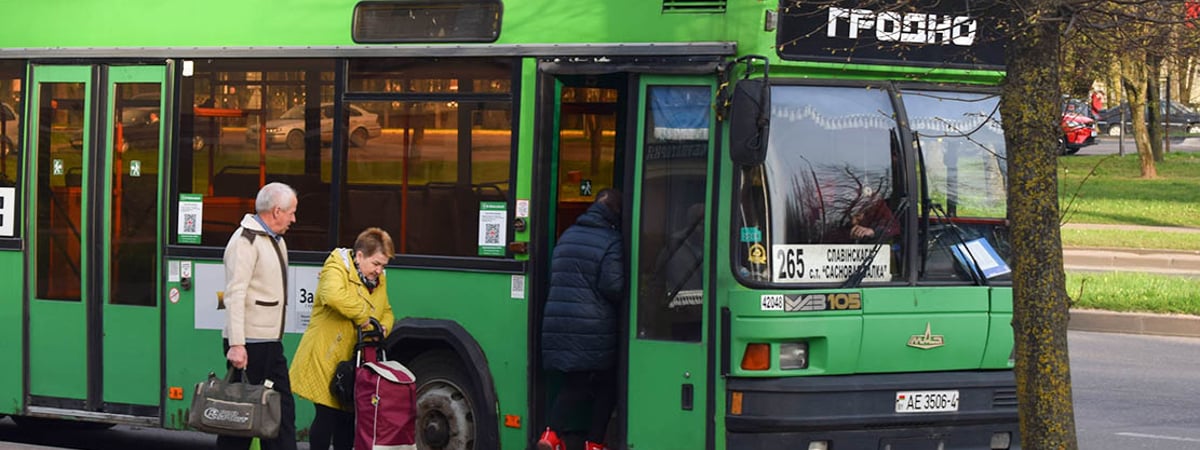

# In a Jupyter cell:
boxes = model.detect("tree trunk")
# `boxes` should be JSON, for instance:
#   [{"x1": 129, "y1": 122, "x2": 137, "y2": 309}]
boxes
[
  {"x1": 1174, "y1": 56, "x2": 1193, "y2": 107},
  {"x1": 1147, "y1": 54, "x2": 1163, "y2": 160},
  {"x1": 1121, "y1": 57, "x2": 1159, "y2": 178},
  {"x1": 999, "y1": 6, "x2": 1079, "y2": 449}
]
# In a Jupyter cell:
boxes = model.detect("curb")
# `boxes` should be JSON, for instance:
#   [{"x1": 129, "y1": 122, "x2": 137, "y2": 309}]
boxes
[
  {"x1": 1069, "y1": 309, "x2": 1200, "y2": 338},
  {"x1": 1063, "y1": 248, "x2": 1200, "y2": 274},
  {"x1": 1062, "y1": 247, "x2": 1200, "y2": 337}
]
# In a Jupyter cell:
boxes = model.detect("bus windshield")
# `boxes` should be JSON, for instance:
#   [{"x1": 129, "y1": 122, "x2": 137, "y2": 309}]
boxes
[{"x1": 733, "y1": 85, "x2": 1010, "y2": 286}]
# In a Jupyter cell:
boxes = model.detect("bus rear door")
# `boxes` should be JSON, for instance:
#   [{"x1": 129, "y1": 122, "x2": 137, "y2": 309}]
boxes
[
  {"x1": 25, "y1": 64, "x2": 166, "y2": 421},
  {"x1": 625, "y1": 77, "x2": 715, "y2": 450}
]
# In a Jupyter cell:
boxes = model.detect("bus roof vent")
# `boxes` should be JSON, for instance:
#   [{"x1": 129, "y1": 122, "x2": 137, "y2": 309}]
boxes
[{"x1": 662, "y1": 0, "x2": 726, "y2": 13}]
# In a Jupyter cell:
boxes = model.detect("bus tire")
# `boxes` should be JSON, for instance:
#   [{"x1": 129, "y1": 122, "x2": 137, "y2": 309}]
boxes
[{"x1": 410, "y1": 350, "x2": 478, "y2": 450}]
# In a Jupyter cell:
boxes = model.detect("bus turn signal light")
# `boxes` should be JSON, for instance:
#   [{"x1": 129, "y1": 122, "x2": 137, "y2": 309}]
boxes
[{"x1": 741, "y1": 343, "x2": 770, "y2": 370}]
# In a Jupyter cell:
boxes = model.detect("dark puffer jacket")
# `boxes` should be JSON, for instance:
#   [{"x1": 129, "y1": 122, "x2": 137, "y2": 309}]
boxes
[{"x1": 541, "y1": 200, "x2": 624, "y2": 372}]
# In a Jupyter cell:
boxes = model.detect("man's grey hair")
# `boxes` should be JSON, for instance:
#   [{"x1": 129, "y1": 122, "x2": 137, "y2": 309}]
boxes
[{"x1": 255, "y1": 182, "x2": 297, "y2": 214}]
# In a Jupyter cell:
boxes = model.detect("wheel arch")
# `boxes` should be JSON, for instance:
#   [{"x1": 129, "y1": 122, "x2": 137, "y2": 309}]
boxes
[{"x1": 385, "y1": 317, "x2": 500, "y2": 449}]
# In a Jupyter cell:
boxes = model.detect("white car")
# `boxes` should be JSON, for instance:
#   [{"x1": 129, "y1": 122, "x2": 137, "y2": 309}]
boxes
[{"x1": 246, "y1": 103, "x2": 382, "y2": 149}]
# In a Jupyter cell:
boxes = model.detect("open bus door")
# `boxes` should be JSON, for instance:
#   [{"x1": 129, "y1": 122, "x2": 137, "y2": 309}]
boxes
[
  {"x1": 624, "y1": 77, "x2": 714, "y2": 450},
  {"x1": 25, "y1": 64, "x2": 166, "y2": 422}
]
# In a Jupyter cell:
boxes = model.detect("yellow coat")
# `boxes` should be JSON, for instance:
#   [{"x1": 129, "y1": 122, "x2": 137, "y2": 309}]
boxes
[{"x1": 290, "y1": 248, "x2": 395, "y2": 410}]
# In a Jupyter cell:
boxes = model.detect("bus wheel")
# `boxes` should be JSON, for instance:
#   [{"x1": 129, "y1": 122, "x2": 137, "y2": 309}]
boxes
[
  {"x1": 286, "y1": 129, "x2": 305, "y2": 150},
  {"x1": 349, "y1": 128, "x2": 369, "y2": 147},
  {"x1": 410, "y1": 350, "x2": 477, "y2": 450}
]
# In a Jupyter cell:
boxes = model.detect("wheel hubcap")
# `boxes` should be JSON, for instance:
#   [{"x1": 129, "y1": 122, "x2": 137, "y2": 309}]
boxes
[{"x1": 416, "y1": 380, "x2": 476, "y2": 449}]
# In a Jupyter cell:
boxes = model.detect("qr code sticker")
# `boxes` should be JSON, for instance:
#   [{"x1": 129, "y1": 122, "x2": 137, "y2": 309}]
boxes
[
  {"x1": 485, "y1": 223, "x2": 500, "y2": 244},
  {"x1": 183, "y1": 213, "x2": 198, "y2": 233}
]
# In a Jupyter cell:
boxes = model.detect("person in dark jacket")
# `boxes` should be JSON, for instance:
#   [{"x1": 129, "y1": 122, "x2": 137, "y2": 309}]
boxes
[{"x1": 539, "y1": 189, "x2": 624, "y2": 450}]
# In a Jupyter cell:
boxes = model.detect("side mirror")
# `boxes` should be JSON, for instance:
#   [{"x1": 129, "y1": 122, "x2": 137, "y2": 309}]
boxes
[{"x1": 729, "y1": 79, "x2": 770, "y2": 166}]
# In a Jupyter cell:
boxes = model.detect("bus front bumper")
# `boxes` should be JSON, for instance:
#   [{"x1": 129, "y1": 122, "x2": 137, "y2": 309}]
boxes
[{"x1": 725, "y1": 370, "x2": 1020, "y2": 449}]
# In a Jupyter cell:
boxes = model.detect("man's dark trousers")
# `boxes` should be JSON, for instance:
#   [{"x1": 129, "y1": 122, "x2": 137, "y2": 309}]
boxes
[{"x1": 218, "y1": 340, "x2": 297, "y2": 450}]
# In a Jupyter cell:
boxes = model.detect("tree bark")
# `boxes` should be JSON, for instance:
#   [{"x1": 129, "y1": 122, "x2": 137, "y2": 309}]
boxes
[
  {"x1": 1121, "y1": 58, "x2": 1159, "y2": 178},
  {"x1": 999, "y1": 5, "x2": 1079, "y2": 449},
  {"x1": 1146, "y1": 54, "x2": 1163, "y2": 160}
]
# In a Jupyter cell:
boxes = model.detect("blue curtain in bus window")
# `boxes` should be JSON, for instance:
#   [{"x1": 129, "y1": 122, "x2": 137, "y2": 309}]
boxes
[{"x1": 650, "y1": 87, "x2": 709, "y2": 141}]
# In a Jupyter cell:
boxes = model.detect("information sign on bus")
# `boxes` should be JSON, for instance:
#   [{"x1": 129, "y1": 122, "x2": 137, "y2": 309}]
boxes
[
  {"x1": 772, "y1": 244, "x2": 890, "y2": 284},
  {"x1": 776, "y1": 0, "x2": 1005, "y2": 69}
]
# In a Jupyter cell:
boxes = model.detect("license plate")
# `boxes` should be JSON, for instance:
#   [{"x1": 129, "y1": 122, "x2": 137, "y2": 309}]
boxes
[{"x1": 895, "y1": 390, "x2": 959, "y2": 413}]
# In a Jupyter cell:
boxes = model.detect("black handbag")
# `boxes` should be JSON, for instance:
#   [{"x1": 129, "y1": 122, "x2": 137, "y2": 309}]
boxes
[
  {"x1": 188, "y1": 369, "x2": 281, "y2": 438},
  {"x1": 330, "y1": 317, "x2": 385, "y2": 407}
]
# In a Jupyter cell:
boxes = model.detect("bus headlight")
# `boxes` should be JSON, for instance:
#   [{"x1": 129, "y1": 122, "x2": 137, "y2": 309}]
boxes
[
  {"x1": 808, "y1": 440, "x2": 829, "y2": 450},
  {"x1": 780, "y1": 342, "x2": 808, "y2": 370}
]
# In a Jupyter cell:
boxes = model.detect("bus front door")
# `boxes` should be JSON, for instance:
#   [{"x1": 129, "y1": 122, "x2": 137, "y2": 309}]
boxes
[
  {"x1": 625, "y1": 78, "x2": 715, "y2": 450},
  {"x1": 25, "y1": 64, "x2": 166, "y2": 421}
]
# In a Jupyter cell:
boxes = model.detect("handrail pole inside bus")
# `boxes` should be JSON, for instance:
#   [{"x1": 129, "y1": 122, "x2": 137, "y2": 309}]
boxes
[
  {"x1": 400, "y1": 112, "x2": 410, "y2": 254},
  {"x1": 114, "y1": 121, "x2": 124, "y2": 239},
  {"x1": 258, "y1": 113, "x2": 266, "y2": 187}
]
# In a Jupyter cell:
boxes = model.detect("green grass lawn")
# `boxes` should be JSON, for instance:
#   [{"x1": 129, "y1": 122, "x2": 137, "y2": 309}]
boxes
[
  {"x1": 1058, "y1": 152, "x2": 1200, "y2": 228},
  {"x1": 1058, "y1": 151, "x2": 1200, "y2": 314},
  {"x1": 1066, "y1": 271, "x2": 1200, "y2": 316}
]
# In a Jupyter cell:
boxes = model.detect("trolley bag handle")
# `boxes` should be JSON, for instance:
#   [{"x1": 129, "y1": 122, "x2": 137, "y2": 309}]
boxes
[{"x1": 355, "y1": 317, "x2": 386, "y2": 364}]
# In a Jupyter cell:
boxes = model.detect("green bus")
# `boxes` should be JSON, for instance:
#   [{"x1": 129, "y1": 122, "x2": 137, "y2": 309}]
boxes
[{"x1": 0, "y1": 0, "x2": 1019, "y2": 449}]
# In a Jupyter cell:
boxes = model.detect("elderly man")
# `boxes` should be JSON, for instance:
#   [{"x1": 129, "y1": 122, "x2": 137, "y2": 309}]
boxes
[{"x1": 219, "y1": 181, "x2": 298, "y2": 450}]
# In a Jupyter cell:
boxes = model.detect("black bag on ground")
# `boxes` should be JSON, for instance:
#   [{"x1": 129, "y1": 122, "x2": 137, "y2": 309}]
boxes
[
  {"x1": 188, "y1": 369, "x2": 281, "y2": 438},
  {"x1": 330, "y1": 318, "x2": 385, "y2": 406}
]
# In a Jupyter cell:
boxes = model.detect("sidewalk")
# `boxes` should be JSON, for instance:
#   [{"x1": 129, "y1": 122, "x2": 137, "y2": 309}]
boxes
[{"x1": 1062, "y1": 223, "x2": 1200, "y2": 337}]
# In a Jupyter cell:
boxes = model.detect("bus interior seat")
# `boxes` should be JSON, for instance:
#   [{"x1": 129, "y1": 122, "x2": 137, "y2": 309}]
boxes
[{"x1": 344, "y1": 185, "x2": 402, "y2": 248}]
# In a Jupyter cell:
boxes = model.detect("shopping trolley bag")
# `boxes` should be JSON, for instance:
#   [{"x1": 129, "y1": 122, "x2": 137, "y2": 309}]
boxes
[{"x1": 354, "y1": 323, "x2": 417, "y2": 450}]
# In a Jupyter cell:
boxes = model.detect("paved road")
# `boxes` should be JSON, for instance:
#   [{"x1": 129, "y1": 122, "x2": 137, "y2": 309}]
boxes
[
  {"x1": 1072, "y1": 330, "x2": 1200, "y2": 450},
  {"x1": 1074, "y1": 136, "x2": 1200, "y2": 156},
  {"x1": 6, "y1": 331, "x2": 1190, "y2": 450}
]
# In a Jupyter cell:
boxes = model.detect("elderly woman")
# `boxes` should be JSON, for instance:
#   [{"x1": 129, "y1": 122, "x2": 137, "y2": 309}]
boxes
[{"x1": 289, "y1": 227, "x2": 396, "y2": 450}]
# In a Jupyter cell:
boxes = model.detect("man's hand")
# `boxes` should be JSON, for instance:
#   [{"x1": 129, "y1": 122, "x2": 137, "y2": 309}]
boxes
[
  {"x1": 226, "y1": 345, "x2": 248, "y2": 369},
  {"x1": 850, "y1": 224, "x2": 875, "y2": 239}
]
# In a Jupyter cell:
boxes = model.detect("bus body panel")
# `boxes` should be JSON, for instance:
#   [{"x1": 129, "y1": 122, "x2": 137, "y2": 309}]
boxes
[
  {"x1": 0, "y1": 1, "x2": 728, "y2": 49},
  {"x1": 0, "y1": 250, "x2": 20, "y2": 414}
]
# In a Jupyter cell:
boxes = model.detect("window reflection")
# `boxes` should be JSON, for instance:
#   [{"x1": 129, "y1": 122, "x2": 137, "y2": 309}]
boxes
[
  {"x1": 179, "y1": 60, "x2": 336, "y2": 251},
  {"x1": 734, "y1": 85, "x2": 902, "y2": 285},
  {"x1": 637, "y1": 85, "x2": 709, "y2": 342},
  {"x1": 175, "y1": 58, "x2": 517, "y2": 257},
  {"x1": 901, "y1": 90, "x2": 1010, "y2": 283},
  {"x1": 0, "y1": 61, "x2": 22, "y2": 191},
  {"x1": 110, "y1": 83, "x2": 160, "y2": 306}
]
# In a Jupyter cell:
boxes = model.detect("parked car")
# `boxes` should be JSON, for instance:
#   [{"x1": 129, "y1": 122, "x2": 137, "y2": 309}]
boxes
[
  {"x1": 1096, "y1": 100, "x2": 1200, "y2": 136},
  {"x1": 116, "y1": 107, "x2": 162, "y2": 151},
  {"x1": 245, "y1": 103, "x2": 382, "y2": 150},
  {"x1": 1060, "y1": 98, "x2": 1097, "y2": 155},
  {"x1": 117, "y1": 93, "x2": 217, "y2": 152}
]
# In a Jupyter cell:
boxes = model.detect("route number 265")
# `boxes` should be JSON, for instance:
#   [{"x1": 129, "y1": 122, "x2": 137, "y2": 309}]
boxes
[{"x1": 776, "y1": 248, "x2": 805, "y2": 280}]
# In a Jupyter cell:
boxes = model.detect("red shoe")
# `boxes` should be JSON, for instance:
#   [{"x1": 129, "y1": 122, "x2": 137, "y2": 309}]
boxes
[
  {"x1": 585, "y1": 441, "x2": 608, "y2": 450},
  {"x1": 537, "y1": 427, "x2": 563, "y2": 450}
]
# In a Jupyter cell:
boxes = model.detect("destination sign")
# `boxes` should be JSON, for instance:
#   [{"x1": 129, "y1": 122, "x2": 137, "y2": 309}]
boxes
[{"x1": 776, "y1": 0, "x2": 1005, "y2": 69}]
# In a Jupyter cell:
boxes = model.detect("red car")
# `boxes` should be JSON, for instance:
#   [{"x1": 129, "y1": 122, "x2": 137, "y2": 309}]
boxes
[{"x1": 1061, "y1": 99, "x2": 1097, "y2": 155}]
